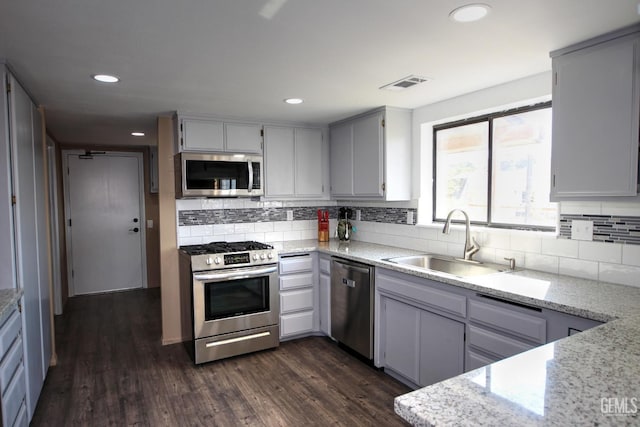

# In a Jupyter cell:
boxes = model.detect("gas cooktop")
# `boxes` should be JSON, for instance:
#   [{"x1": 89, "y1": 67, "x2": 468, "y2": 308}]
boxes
[{"x1": 180, "y1": 241, "x2": 274, "y2": 255}]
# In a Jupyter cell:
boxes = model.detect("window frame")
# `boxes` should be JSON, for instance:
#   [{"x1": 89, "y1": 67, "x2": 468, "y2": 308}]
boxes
[{"x1": 432, "y1": 101, "x2": 554, "y2": 232}]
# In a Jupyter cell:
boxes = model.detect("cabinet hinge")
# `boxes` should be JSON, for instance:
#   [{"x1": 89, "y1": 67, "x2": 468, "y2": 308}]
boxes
[
  {"x1": 180, "y1": 137, "x2": 184, "y2": 146},
  {"x1": 554, "y1": 72, "x2": 558, "y2": 86},
  {"x1": 552, "y1": 174, "x2": 556, "y2": 188},
  {"x1": 260, "y1": 129, "x2": 264, "y2": 137},
  {"x1": 6, "y1": 82, "x2": 11, "y2": 93},
  {"x1": 381, "y1": 119, "x2": 385, "y2": 128},
  {"x1": 68, "y1": 219, "x2": 72, "y2": 227},
  {"x1": 11, "y1": 195, "x2": 16, "y2": 205},
  {"x1": 17, "y1": 302, "x2": 22, "y2": 313},
  {"x1": 382, "y1": 182, "x2": 386, "y2": 192}
]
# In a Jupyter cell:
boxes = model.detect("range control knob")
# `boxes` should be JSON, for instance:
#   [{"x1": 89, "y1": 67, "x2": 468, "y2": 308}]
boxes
[
  {"x1": 206, "y1": 257, "x2": 213, "y2": 265},
  {"x1": 267, "y1": 252, "x2": 273, "y2": 259},
  {"x1": 260, "y1": 253, "x2": 266, "y2": 260},
  {"x1": 253, "y1": 254, "x2": 259, "y2": 261},
  {"x1": 214, "y1": 257, "x2": 221, "y2": 265}
]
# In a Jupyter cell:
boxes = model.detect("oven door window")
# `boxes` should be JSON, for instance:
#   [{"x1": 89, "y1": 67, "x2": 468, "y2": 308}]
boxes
[{"x1": 204, "y1": 276, "x2": 269, "y2": 320}]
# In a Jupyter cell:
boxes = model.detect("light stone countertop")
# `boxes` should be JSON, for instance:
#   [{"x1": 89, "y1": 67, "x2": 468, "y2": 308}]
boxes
[
  {"x1": 0, "y1": 288, "x2": 23, "y2": 324},
  {"x1": 279, "y1": 239, "x2": 640, "y2": 426}
]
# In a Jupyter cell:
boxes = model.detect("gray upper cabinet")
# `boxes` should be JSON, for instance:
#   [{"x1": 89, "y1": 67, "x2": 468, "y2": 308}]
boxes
[
  {"x1": 175, "y1": 114, "x2": 263, "y2": 154},
  {"x1": 353, "y1": 112, "x2": 384, "y2": 197},
  {"x1": 225, "y1": 122, "x2": 263, "y2": 153},
  {"x1": 550, "y1": 26, "x2": 640, "y2": 199},
  {"x1": 263, "y1": 125, "x2": 327, "y2": 199},
  {"x1": 180, "y1": 118, "x2": 224, "y2": 152},
  {"x1": 294, "y1": 128, "x2": 324, "y2": 197},
  {"x1": 329, "y1": 106, "x2": 411, "y2": 201},
  {"x1": 329, "y1": 121, "x2": 353, "y2": 197}
]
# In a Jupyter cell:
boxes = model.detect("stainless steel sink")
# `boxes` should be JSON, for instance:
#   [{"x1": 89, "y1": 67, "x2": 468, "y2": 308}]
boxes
[{"x1": 382, "y1": 254, "x2": 510, "y2": 277}]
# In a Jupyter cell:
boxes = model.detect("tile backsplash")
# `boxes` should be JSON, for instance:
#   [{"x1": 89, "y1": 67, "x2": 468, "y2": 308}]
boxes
[
  {"x1": 559, "y1": 214, "x2": 640, "y2": 245},
  {"x1": 176, "y1": 199, "x2": 416, "y2": 250},
  {"x1": 175, "y1": 198, "x2": 640, "y2": 288}
]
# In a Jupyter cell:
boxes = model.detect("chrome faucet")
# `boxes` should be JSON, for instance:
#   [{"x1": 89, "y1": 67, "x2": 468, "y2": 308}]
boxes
[{"x1": 442, "y1": 209, "x2": 480, "y2": 261}]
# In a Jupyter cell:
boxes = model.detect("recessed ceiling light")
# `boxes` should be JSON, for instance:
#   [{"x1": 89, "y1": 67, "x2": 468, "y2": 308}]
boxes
[
  {"x1": 92, "y1": 74, "x2": 120, "y2": 83},
  {"x1": 131, "y1": 132, "x2": 145, "y2": 137},
  {"x1": 284, "y1": 98, "x2": 303, "y2": 105},
  {"x1": 449, "y1": 4, "x2": 491, "y2": 23}
]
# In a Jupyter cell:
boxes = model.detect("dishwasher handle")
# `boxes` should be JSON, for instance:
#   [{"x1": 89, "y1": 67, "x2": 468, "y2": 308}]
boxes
[{"x1": 341, "y1": 277, "x2": 356, "y2": 288}]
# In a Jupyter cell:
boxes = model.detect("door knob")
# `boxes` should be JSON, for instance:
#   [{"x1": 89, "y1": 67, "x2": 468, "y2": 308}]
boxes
[
  {"x1": 133, "y1": 218, "x2": 139, "y2": 223},
  {"x1": 129, "y1": 227, "x2": 139, "y2": 233}
]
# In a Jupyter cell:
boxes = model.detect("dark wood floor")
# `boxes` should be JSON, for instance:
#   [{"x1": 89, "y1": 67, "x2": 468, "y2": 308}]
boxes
[{"x1": 31, "y1": 288, "x2": 410, "y2": 426}]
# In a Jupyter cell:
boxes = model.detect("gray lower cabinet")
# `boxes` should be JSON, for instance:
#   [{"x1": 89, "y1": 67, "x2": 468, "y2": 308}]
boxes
[
  {"x1": 376, "y1": 269, "x2": 466, "y2": 387},
  {"x1": 318, "y1": 255, "x2": 331, "y2": 337},
  {"x1": 0, "y1": 301, "x2": 28, "y2": 427},
  {"x1": 381, "y1": 297, "x2": 420, "y2": 383},
  {"x1": 419, "y1": 309, "x2": 465, "y2": 386},
  {"x1": 465, "y1": 296, "x2": 546, "y2": 371},
  {"x1": 380, "y1": 296, "x2": 464, "y2": 387},
  {"x1": 279, "y1": 253, "x2": 316, "y2": 339}
]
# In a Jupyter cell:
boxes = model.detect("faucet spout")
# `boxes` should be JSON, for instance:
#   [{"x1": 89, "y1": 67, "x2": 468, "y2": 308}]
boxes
[{"x1": 442, "y1": 209, "x2": 480, "y2": 261}]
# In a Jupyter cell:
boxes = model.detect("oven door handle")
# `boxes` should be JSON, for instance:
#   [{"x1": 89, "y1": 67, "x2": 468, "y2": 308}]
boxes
[{"x1": 193, "y1": 265, "x2": 277, "y2": 282}]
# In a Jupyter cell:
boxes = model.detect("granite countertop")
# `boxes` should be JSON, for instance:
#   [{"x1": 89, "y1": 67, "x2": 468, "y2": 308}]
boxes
[
  {"x1": 0, "y1": 288, "x2": 23, "y2": 323},
  {"x1": 279, "y1": 239, "x2": 640, "y2": 426},
  {"x1": 280, "y1": 239, "x2": 640, "y2": 321}
]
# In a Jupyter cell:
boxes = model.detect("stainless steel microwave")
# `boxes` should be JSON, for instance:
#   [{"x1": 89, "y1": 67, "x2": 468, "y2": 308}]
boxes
[{"x1": 174, "y1": 152, "x2": 264, "y2": 198}]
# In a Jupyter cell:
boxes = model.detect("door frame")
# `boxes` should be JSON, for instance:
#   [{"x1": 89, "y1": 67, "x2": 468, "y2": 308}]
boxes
[{"x1": 62, "y1": 150, "x2": 148, "y2": 297}]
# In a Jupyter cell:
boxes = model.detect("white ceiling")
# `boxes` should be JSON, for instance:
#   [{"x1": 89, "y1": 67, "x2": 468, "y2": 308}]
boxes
[{"x1": 1, "y1": 0, "x2": 639, "y2": 146}]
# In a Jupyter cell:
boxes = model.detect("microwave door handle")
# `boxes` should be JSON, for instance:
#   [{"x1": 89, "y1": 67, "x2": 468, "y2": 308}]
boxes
[{"x1": 247, "y1": 160, "x2": 253, "y2": 193}]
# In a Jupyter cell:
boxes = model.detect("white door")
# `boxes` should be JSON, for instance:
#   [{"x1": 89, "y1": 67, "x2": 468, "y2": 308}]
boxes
[{"x1": 65, "y1": 152, "x2": 146, "y2": 295}]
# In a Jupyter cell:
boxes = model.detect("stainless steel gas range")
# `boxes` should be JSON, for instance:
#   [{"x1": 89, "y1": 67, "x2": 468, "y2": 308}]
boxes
[{"x1": 179, "y1": 241, "x2": 279, "y2": 364}]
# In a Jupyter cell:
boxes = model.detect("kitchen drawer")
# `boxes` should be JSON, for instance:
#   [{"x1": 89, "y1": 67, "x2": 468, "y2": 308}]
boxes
[
  {"x1": 377, "y1": 271, "x2": 466, "y2": 318},
  {"x1": 280, "y1": 289, "x2": 314, "y2": 314},
  {"x1": 0, "y1": 309, "x2": 20, "y2": 356},
  {"x1": 280, "y1": 311, "x2": 314, "y2": 337},
  {"x1": 467, "y1": 324, "x2": 535, "y2": 360},
  {"x1": 280, "y1": 272, "x2": 313, "y2": 290},
  {"x1": 465, "y1": 348, "x2": 499, "y2": 372},
  {"x1": 319, "y1": 257, "x2": 331, "y2": 274},
  {"x1": 279, "y1": 255, "x2": 313, "y2": 274},
  {"x1": 0, "y1": 336, "x2": 23, "y2": 393},
  {"x1": 2, "y1": 363, "x2": 25, "y2": 427},
  {"x1": 469, "y1": 299, "x2": 546, "y2": 344}
]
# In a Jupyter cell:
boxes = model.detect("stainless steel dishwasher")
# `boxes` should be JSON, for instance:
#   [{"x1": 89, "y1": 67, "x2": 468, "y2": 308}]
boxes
[{"x1": 330, "y1": 257, "x2": 374, "y2": 360}]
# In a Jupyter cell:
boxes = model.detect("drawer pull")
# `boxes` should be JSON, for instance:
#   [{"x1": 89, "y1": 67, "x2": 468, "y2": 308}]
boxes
[{"x1": 477, "y1": 293, "x2": 541, "y2": 312}]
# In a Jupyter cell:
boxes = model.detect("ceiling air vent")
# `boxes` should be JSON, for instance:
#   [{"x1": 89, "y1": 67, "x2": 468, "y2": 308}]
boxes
[{"x1": 380, "y1": 75, "x2": 429, "y2": 91}]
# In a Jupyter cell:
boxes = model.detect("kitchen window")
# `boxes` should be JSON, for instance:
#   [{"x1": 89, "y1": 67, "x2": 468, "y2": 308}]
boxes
[{"x1": 433, "y1": 102, "x2": 556, "y2": 230}]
